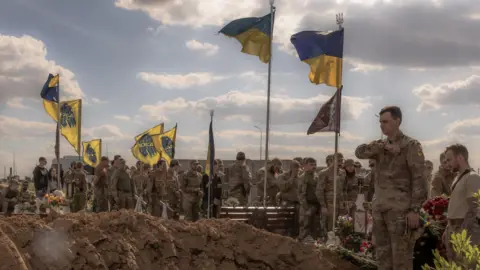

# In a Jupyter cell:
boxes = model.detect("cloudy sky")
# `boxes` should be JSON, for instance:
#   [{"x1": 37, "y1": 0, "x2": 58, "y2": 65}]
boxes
[{"x1": 1, "y1": 0, "x2": 480, "y2": 177}]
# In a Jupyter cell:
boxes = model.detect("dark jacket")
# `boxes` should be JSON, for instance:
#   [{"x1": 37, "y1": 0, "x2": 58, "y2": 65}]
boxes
[
  {"x1": 33, "y1": 166, "x2": 49, "y2": 192},
  {"x1": 202, "y1": 173, "x2": 222, "y2": 202}
]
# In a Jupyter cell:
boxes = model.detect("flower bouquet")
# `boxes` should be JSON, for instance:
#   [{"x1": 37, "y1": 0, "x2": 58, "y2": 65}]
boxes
[
  {"x1": 43, "y1": 193, "x2": 66, "y2": 213},
  {"x1": 335, "y1": 214, "x2": 354, "y2": 239},
  {"x1": 421, "y1": 195, "x2": 449, "y2": 236},
  {"x1": 360, "y1": 240, "x2": 374, "y2": 256}
]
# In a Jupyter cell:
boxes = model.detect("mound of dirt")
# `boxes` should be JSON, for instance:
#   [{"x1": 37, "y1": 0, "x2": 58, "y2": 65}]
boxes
[{"x1": 0, "y1": 211, "x2": 359, "y2": 270}]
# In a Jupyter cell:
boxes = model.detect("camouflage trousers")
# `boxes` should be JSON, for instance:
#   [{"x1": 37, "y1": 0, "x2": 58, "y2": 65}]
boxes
[
  {"x1": 93, "y1": 187, "x2": 108, "y2": 213},
  {"x1": 116, "y1": 191, "x2": 134, "y2": 210},
  {"x1": 324, "y1": 200, "x2": 342, "y2": 233},
  {"x1": 70, "y1": 192, "x2": 86, "y2": 213},
  {"x1": 182, "y1": 192, "x2": 202, "y2": 221},
  {"x1": 298, "y1": 203, "x2": 320, "y2": 240},
  {"x1": 373, "y1": 209, "x2": 414, "y2": 270},
  {"x1": 229, "y1": 189, "x2": 247, "y2": 206}
]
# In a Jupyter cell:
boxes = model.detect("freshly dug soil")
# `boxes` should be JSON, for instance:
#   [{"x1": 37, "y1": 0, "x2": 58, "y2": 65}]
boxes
[{"x1": 0, "y1": 210, "x2": 359, "y2": 270}]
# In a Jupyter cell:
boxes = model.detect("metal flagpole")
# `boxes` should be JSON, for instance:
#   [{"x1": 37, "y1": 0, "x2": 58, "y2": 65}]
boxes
[
  {"x1": 332, "y1": 13, "x2": 344, "y2": 232},
  {"x1": 263, "y1": 0, "x2": 275, "y2": 208},
  {"x1": 207, "y1": 110, "x2": 213, "y2": 218},
  {"x1": 56, "y1": 75, "x2": 61, "y2": 194}
]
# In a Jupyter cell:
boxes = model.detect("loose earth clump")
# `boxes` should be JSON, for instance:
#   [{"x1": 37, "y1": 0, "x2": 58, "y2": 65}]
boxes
[{"x1": 0, "y1": 210, "x2": 359, "y2": 270}]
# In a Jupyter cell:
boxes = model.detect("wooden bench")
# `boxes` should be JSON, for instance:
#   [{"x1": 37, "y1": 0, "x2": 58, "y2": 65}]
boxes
[{"x1": 220, "y1": 206, "x2": 298, "y2": 236}]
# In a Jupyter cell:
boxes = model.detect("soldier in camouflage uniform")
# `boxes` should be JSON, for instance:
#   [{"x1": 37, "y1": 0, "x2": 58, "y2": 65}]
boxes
[
  {"x1": 355, "y1": 106, "x2": 426, "y2": 270},
  {"x1": 19, "y1": 181, "x2": 34, "y2": 204},
  {"x1": 166, "y1": 159, "x2": 182, "y2": 219},
  {"x1": 1, "y1": 179, "x2": 19, "y2": 215},
  {"x1": 297, "y1": 157, "x2": 320, "y2": 241},
  {"x1": 277, "y1": 160, "x2": 301, "y2": 206},
  {"x1": 257, "y1": 158, "x2": 282, "y2": 206},
  {"x1": 108, "y1": 155, "x2": 122, "y2": 210},
  {"x1": 93, "y1": 156, "x2": 110, "y2": 212},
  {"x1": 149, "y1": 160, "x2": 168, "y2": 216},
  {"x1": 181, "y1": 160, "x2": 203, "y2": 221},
  {"x1": 71, "y1": 162, "x2": 87, "y2": 212},
  {"x1": 133, "y1": 163, "x2": 150, "y2": 212},
  {"x1": 228, "y1": 152, "x2": 252, "y2": 206},
  {"x1": 430, "y1": 152, "x2": 455, "y2": 197},
  {"x1": 316, "y1": 153, "x2": 345, "y2": 232},
  {"x1": 293, "y1": 157, "x2": 304, "y2": 173},
  {"x1": 111, "y1": 158, "x2": 135, "y2": 210},
  {"x1": 343, "y1": 159, "x2": 359, "y2": 216}
]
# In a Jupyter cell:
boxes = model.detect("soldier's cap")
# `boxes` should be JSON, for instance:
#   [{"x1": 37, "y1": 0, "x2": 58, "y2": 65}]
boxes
[
  {"x1": 354, "y1": 161, "x2": 362, "y2": 167},
  {"x1": 22, "y1": 180, "x2": 29, "y2": 186},
  {"x1": 344, "y1": 159, "x2": 354, "y2": 166},
  {"x1": 114, "y1": 155, "x2": 121, "y2": 160},
  {"x1": 170, "y1": 159, "x2": 180, "y2": 166},
  {"x1": 191, "y1": 160, "x2": 199, "y2": 165},
  {"x1": 236, "y1": 151, "x2": 246, "y2": 160}
]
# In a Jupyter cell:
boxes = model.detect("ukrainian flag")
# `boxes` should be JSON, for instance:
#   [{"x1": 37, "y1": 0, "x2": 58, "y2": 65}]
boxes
[
  {"x1": 220, "y1": 13, "x2": 274, "y2": 63},
  {"x1": 131, "y1": 124, "x2": 164, "y2": 166},
  {"x1": 204, "y1": 119, "x2": 215, "y2": 177},
  {"x1": 152, "y1": 124, "x2": 177, "y2": 166},
  {"x1": 82, "y1": 139, "x2": 101, "y2": 167},
  {"x1": 43, "y1": 99, "x2": 82, "y2": 154},
  {"x1": 290, "y1": 28, "x2": 344, "y2": 88}
]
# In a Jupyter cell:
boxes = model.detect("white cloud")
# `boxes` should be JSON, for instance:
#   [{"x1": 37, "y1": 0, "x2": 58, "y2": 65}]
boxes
[
  {"x1": 212, "y1": 129, "x2": 363, "y2": 142},
  {"x1": 91, "y1": 97, "x2": 108, "y2": 104},
  {"x1": 446, "y1": 118, "x2": 480, "y2": 136},
  {"x1": 114, "y1": 115, "x2": 131, "y2": 121},
  {"x1": 83, "y1": 124, "x2": 130, "y2": 141},
  {"x1": 137, "y1": 72, "x2": 226, "y2": 89},
  {"x1": 5, "y1": 97, "x2": 27, "y2": 109},
  {"x1": 185, "y1": 40, "x2": 219, "y2": 56},
  {"x1": 139, "y1": 90, "x2": 372, "y2": 125},
  {"x1": 0, "y1": 34, "x2": 84, "y2": 102},
  {"x1": 117, "y1": 0, "x2": 480, "y2": 69},
  {"x1": 412, "y1": 74, "x2": 480, "y2": 111},
  {"x1": 345, "y1": 58, "x2": 386, "y2": 73},
  {"x1": 0, "y1": 115, "x2": 55, "y2": 139}
]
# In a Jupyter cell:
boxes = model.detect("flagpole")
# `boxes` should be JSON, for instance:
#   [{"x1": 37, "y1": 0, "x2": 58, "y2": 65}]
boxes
[
  {"x1": 332, "y1": 13, "x2": 344, "y2": 232},
  {"x1": 78, "y1": 99, "x2": 82, "y2": 161},
  {"x1": 55, "y1": 75, "x2": 61, "y2": 194},
  {"x1": 207, "y1": 110, "x2": 214, "y2": 218},
  {"x1": 263, "y1": 0, "x2": 275, "y2": 208}
]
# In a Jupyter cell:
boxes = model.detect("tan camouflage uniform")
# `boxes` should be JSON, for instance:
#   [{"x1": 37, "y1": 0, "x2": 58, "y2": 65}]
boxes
[
  {"x1": 111, "y1": 159, "x2": 135, "y2": 210},
  {"x1": 256, "y1": 158, "x2": 281, "y2": 206},
  {"x1": 71, "y1": 163, "x2": 87, "y2": 213},
  {"x1": 165, "y1": 160, "x2": 182, "y2": 218},
  {"x1": 355, "y1": 131, "x2": 427, "y2": 270},
  {"x1": 316, "y1": 157, "x2": 346, "y2": 233},
  {"x1": 149, "y1": 161, "x2": 168, "y2": 216},
  {"x1": 343, "y1": 159, "x2": 359, "y2": 216},
  {"x1": 277, "y1": 161, "x2": 300, "y2": 205},
  {"x1": 1, "y1": 180, "x2": 19, "y2": 215},
  {"x1": 94, "y1": 161, "x2": 109, "y2": 212},
  {"x1": 297, "y1": 158, "x2": 320, "y2": 240},
  {"x1": 228, "y1": 152, "x2": 252, "y2": 206},
  {"x1": 181, "y1": 160, "x2": 203, "y2": 221}
]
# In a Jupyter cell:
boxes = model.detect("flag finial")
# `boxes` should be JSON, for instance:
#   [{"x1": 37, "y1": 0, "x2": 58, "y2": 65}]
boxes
[{"x1": 336, "y1": 13, "x2": 344, "y2": 29}]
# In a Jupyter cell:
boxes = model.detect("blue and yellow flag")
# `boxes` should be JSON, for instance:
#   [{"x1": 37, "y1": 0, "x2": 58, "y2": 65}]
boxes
[
  {"x1": 131, "y1": 124, "x2": 164, "y2": 165},
  {"x1": 220, "y1": 13, "x2": 274, "y2": 63},
  {"x1": 40, "y1": 74, "x2": 59, "y2": 102},
  {"x1": 290, "y1": 28, "x2": 344, "y2": 88},
  {"x1": 82, "y1": 139, "x2": 101, "y2": 167},
  {"x1": 152, "y1": 124, "x2": 177, "y2": 166},
  {"x1": 204, "y1": 119, "x2": 215, "y2": 177},
  {"x1": 43, "y1": 99, "x2": 82, "y2": 154}
]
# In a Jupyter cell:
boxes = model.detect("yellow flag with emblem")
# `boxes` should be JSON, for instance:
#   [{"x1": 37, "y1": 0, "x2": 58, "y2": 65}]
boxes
[
  {"x1": 43, "y1": 99, "x2": 82, "y2": 154},
  {"x1": 131, "y1": 123, "x2": 164, "y2": 165},
  {"x1": 152, "y1": 124, "x2": 177, "y2": 166},
  {"x1": 82, "y1": 139, "x2": 102, "y2": 167}
]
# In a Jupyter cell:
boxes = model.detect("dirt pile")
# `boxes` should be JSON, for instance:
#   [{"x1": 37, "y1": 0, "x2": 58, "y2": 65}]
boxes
[{"x1": 0, "y1": 211, "x2": 359, "y2": 270}]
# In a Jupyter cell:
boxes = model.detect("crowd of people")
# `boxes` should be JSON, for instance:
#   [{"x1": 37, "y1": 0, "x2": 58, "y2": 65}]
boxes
[{"x1": 1, "y1": 105, "x2": 479, "y2": 270}]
